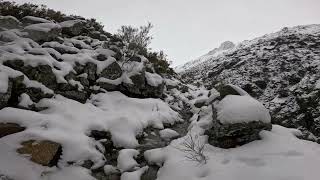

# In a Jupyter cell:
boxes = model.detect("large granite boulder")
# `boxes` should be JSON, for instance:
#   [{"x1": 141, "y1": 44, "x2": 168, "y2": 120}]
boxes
[
  {"x1": 21, "y1": 16, "x2": 51, "y2": 26},
  {"x1": 0, "y1": 16, "x2": 21, "y2": 29},
  {"x1": 17, "y1": 140, "x2": 62, "y2": 167},
  {"x1": 60, "y1": 20, "x2": 86, "y2": 36},
  {"x1": 23, "y1": 23, "x2": 61, "y2": 42},
  {"x1": 205, "y1": 94, "x2": 272, "y2": 148}
]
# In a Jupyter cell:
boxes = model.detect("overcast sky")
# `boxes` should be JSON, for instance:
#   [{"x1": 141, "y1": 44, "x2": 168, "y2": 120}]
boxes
[{"x1": 14, "y1": 0, "x2": 320, "y2": 66}]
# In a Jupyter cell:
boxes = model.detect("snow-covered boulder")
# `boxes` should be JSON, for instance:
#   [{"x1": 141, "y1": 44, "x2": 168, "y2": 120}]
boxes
[
  {"x1": 60, "y1": 20, "x2": 86, "y2": 36},
  {"x1": 21, "y1": 16, "x2": 51, "y2": 26},
  {"x1": 205, "y1": 95, "x2": 272, "y2": 148},
  {"x1": 23, "y1": 23, "x2": 61, "y2": 42},
  {"x1": 0, "y1": 16, "x2": 21, "y2": 29}
]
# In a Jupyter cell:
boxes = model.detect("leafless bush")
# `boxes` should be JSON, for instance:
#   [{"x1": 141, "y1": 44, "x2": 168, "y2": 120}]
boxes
[{"x1": 176, "y1": 133, "x2": 208, "y2": 164}]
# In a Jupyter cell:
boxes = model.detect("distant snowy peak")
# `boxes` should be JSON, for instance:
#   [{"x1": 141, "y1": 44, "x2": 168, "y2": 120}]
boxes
[
  {"x1": 208, "y1": 41, "x2": 235, "y2": 55},
  {"x1": 174, "y1": 41, "x2": 235, "y2": 73}
]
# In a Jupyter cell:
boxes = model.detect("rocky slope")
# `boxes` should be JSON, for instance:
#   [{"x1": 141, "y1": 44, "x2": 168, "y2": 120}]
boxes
[
  {"x1": 180, "y1": 24, "x2": 320, "y2": 141},
  {"x1": 0, "y1": 10, "x2": 202, "y2": 180}
]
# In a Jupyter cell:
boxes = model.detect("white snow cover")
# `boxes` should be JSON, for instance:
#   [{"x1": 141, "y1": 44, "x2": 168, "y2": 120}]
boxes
[
  {"x1": 0, "y1": 91, "x2": 181, "y2": 180},
  {"x1": 45, "y1": 167, "x2": 95, "y2": 180},
  {"x1": 145, "y1": 125, "x2": 320, "y2": 180},
  {"x1": 145, "y1": 72, "x2": 164, "y2": 87},
  {"x1": 120, "y1": 166, "x2": 149, "y2": 180},
  {"x1": 103, "y1": 165, "x2": 118, "y2": 175},
  {"x1": 90, "y1": 92, "x2": 182, "y2": 147},
  {"x1": 159, "y1": 128, "x2": 180, "y2": 140},
  {"x1": 216, "y1": 95, "x2": 271, "y2": 124},
  {"x1": 117, "y1": 149, "x2": 139, "y2": 172},
  {"x1": 18, "y1": 93, "x2": 34, "y2": 107},
  {"x1": 68, "y1": 79, "x2": 84, "y2": 91}
]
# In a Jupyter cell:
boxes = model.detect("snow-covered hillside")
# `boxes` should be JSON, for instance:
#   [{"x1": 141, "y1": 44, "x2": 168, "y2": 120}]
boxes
[
  {"x1": 1, "y1": 3, "x2": 320, "y2": 180},
  {"x1": 180, "y1": 24, "x2": 320, "y2": 142}
]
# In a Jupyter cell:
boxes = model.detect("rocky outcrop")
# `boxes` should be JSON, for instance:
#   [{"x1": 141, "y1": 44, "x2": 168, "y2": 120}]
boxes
[
  {"x1": 23, "y1": 23, "x2": 61, "y2": 42},
  {"x1": 0, "y1": 16, "x2": 21, "y2": 29},
  {"x1": 17, "y1": 140, "x2": 62, "y2": 166},
  {"x1": 181, "y1": 24, "x2": 320, "y2": 141}
]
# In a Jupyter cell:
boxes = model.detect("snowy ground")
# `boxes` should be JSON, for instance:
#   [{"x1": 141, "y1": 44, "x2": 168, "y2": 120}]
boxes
[{"x1": 146, "y1": 125, "x2": 320, "y2": 180}]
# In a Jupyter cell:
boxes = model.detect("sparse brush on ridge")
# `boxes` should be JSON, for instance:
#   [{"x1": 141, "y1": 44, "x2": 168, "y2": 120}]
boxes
[{"x1": 116, "y1": 22, "x2": 175, "y2": 75}]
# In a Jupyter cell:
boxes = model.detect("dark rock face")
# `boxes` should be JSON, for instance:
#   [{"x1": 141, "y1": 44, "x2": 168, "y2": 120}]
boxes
[
  {"x1": 100, "y1": 62, "x2": 122, "y2": 80},
  {"x1": 141, "y1": 165, "x2": 159, "y2": 180},
  {"x1": 60, "y1": 20, "x2": 85, "y2": 36},
  {"x1": 206, "y1": 120, "x2": 272, "y2": 148},
  {"x1": 84, "y1": 62, "x2": 97, "y2": 83},
  {"x1": 56, "y1": 83, "x2": 88, "y2": 103},
  {"x1": 17, "y1": 140, "x2": 62, "y2": 166},
  {"x1": 216, "y1": 84, "x2": 241, "y2": 99},
  {"x1": 194, "y1": 99, "x2": 206, "y2": 108},
  {"x1": 3, "y1": 60, "x2": 57, "y2": 90},
  {"x1": 122, "y1": 73, "x2": 146, "y2": 97},
  {"x1": 129, "y1": 56, "x2": 142, "y2": 62},
  {"x1": 143, "y1": 83, "x2": 164, "y2": 98},
  {"x1": 0, "y1": 123, "x2": 25, "y2": 138}
]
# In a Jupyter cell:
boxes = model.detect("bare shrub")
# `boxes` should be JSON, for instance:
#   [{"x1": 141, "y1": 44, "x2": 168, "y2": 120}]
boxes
[{"x1": 176, "y1": 133, "x2": 208, "y2": 164}]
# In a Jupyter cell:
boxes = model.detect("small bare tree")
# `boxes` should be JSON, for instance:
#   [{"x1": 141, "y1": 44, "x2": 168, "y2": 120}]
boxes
[
  {"x1": 117, "y1": 22, "x2": 153, "y2": 58},
  {"x1": 176, "y1": 133, "x2": 208, "y2": 164}
]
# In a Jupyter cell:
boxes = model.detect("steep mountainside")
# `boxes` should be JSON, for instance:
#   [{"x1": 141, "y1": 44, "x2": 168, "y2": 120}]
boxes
[{"x1": 181, "y1": 24, "x2": 320, "y2": 141}]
